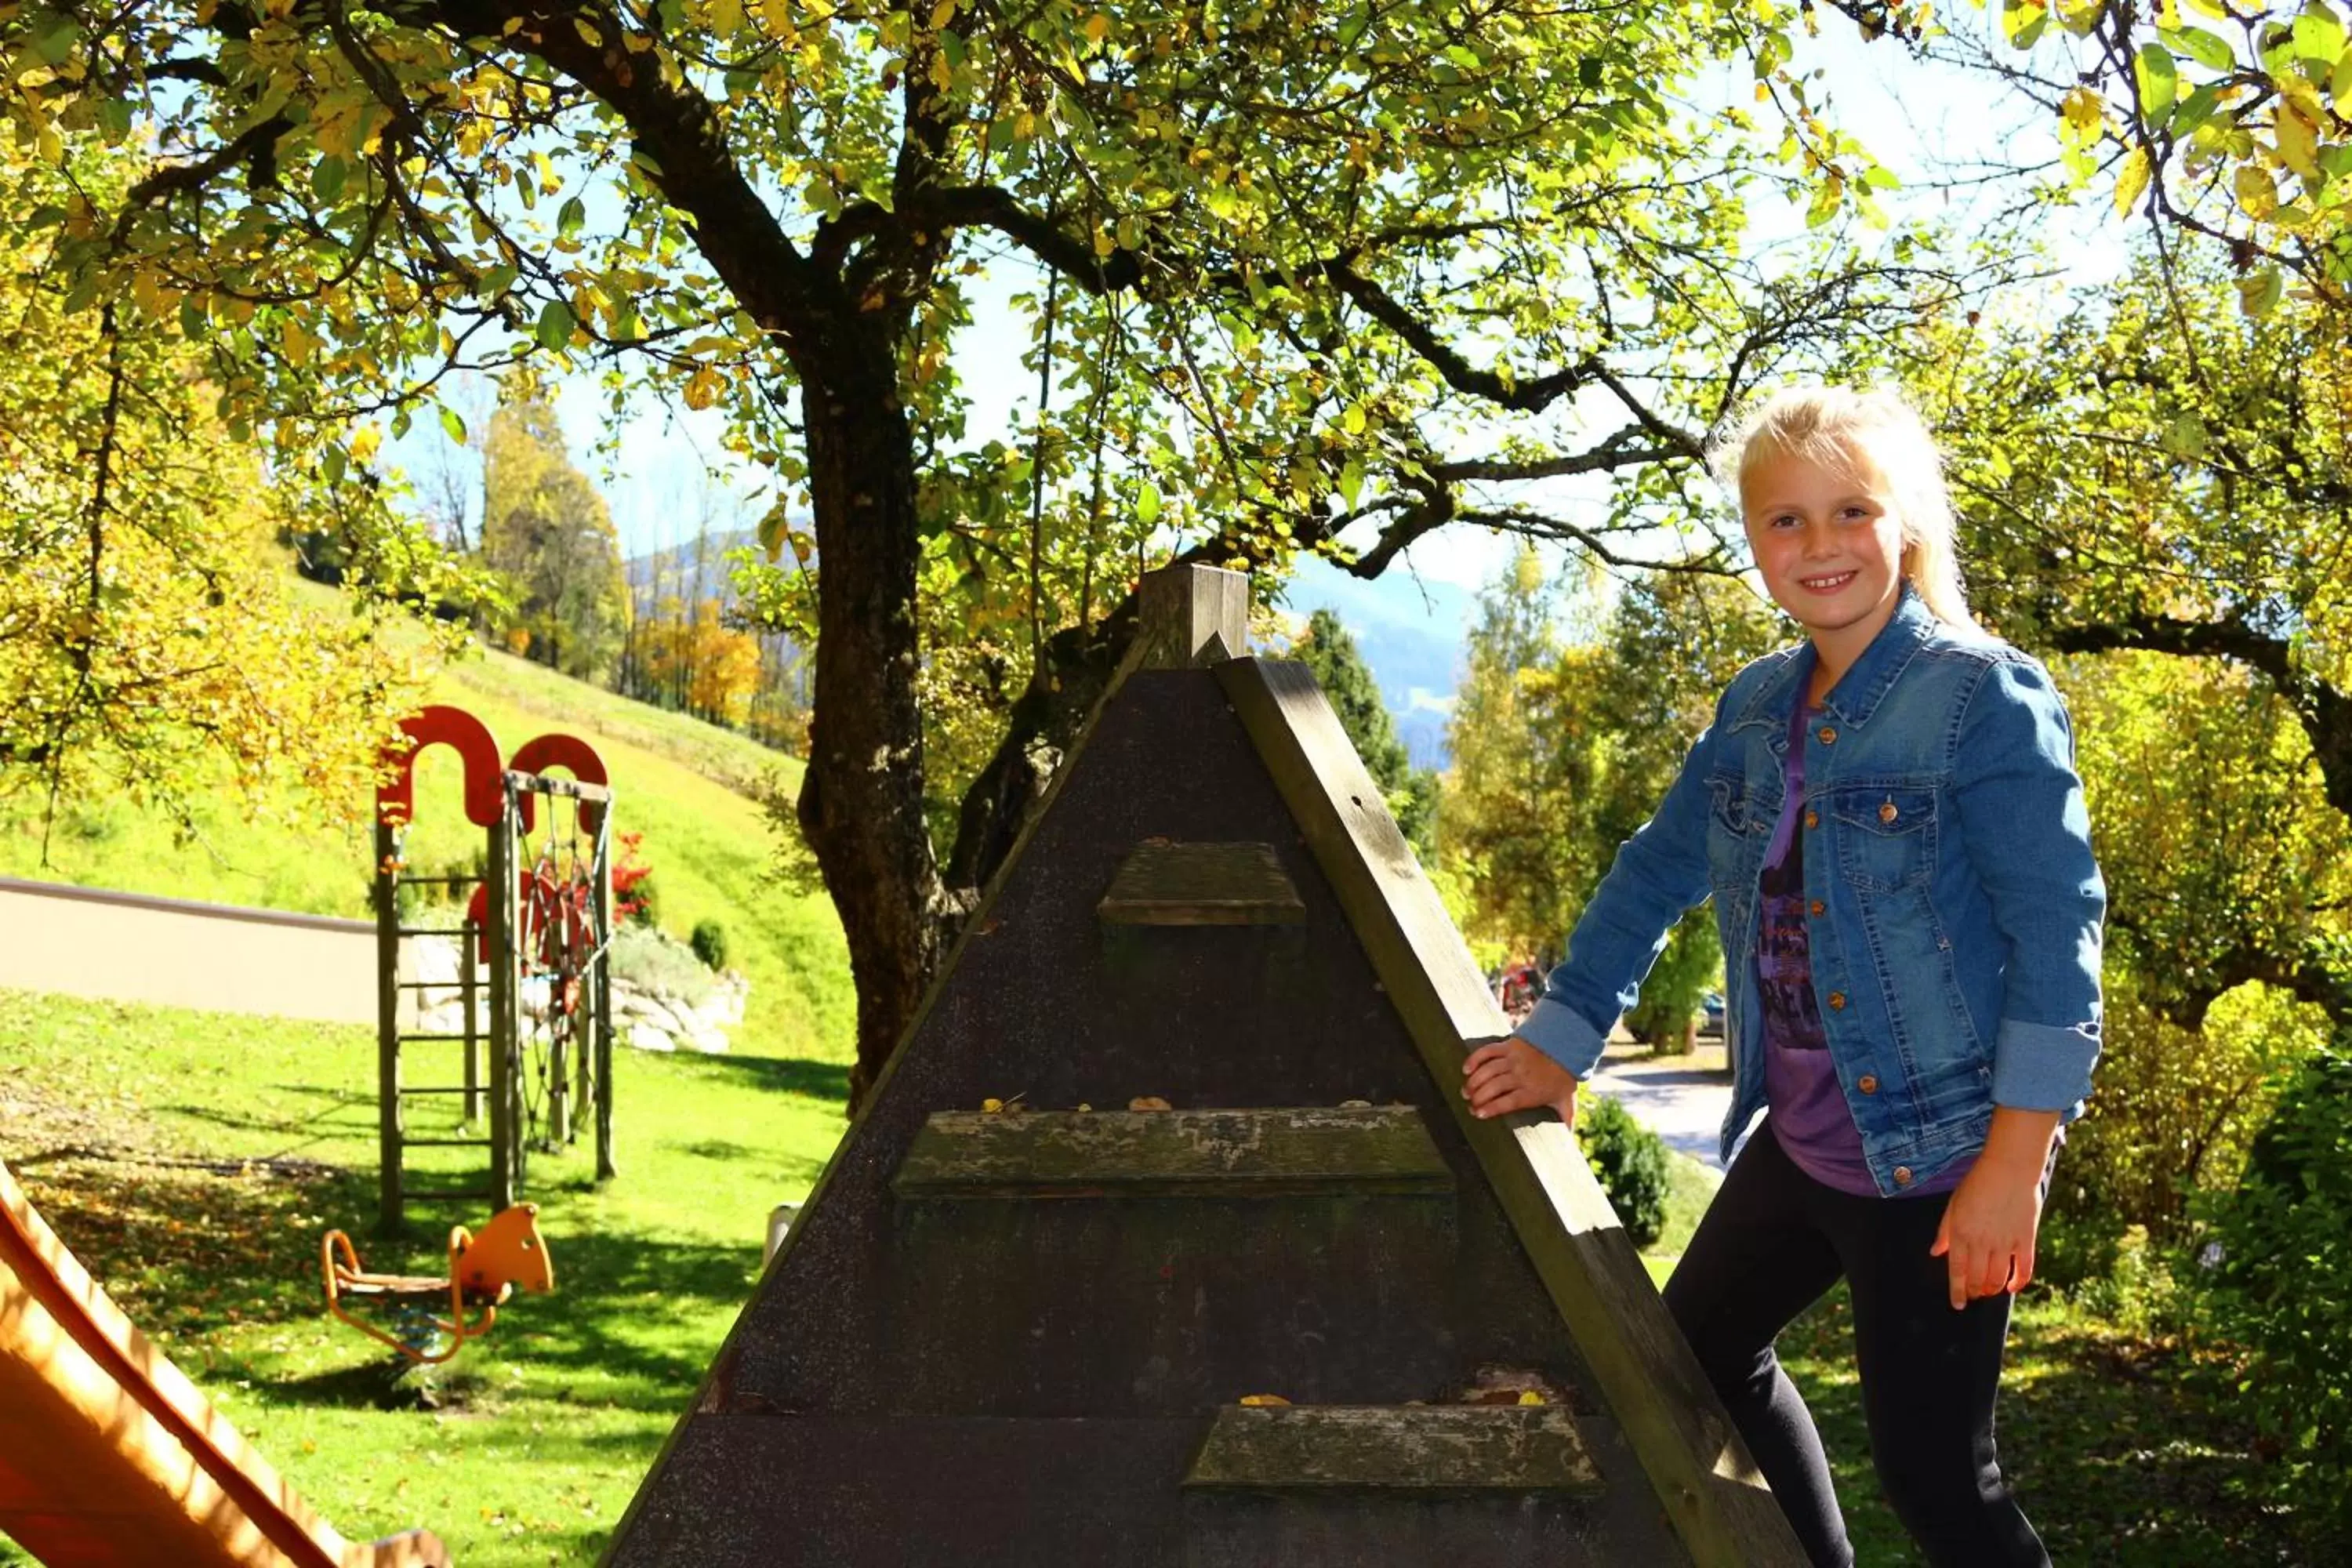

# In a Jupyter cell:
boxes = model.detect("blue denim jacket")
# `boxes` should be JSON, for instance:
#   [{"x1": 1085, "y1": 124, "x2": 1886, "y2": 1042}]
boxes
[{"x1": 1518, "y1": 587, "x2": 2106, "y2": 1196}]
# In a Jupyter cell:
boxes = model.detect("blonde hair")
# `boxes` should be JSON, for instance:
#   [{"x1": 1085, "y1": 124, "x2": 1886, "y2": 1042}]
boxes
[{"x1": 1708, "y1": 385, "x2": 1976, "y2": 630}]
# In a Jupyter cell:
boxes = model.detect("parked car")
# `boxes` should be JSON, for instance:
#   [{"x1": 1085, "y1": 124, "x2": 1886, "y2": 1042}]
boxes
[{"x1": 1698, "y1": 992, "x2": 1725, "y2": 1037}]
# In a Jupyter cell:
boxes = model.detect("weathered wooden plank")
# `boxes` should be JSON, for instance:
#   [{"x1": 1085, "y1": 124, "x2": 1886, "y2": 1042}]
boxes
[
  {"x1": 892, "y1": 1106, "x2": 1454, "y2": 1199},
  {"x1": 1185, "y1": 1405, "x2": 1603, "y2": 1494},
  {"x1": 1098, "y1": 840, "x2": 1306, "y2": 926},
  {"x1": 1216, "y1": 656, "x2": 1808, "y2": 1568}
]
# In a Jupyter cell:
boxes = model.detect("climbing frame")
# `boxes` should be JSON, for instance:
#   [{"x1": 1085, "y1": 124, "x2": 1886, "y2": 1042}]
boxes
[{"x1": 373, "y1": 708, "x2": 617, "y2": 1232}]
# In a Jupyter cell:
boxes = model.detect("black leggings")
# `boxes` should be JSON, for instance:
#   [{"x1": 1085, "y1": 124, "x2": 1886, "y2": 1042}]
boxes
[{"x1": 1663, "y1": 1120, "x2": 2049, "y2": 1568}]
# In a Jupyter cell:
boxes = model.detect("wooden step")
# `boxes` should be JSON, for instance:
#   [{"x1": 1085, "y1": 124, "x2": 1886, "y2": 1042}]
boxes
[
  {"x1": 892, "y1": 1105, "x2": 1450, "y2": 1201},
  {"x1": 1097, "y1": 841, "x2": 1305, "y2": 926},
  {"x1": 1183, "y1": 1403, "x2": 1601, "y2": 1494},
  {"x1": 604, "y1": 1414, "x2": 1630, "y2": 1568}
]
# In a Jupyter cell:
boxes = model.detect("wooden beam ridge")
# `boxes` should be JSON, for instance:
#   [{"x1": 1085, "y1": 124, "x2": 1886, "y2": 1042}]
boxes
[
  {"x1": 1215, "y1": 655, "x2": 1810, "y2": 1568},
  {"x1": 1136, "y1": 563, "x2": 1250, "y2": 670}
]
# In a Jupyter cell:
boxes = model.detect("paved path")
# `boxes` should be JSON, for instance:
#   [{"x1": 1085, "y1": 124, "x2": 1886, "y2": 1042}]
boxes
[
  {"x1": 1583, "y1": 1036, "x2": 1736, "y2": 1173},
  {"x1": 0, "y1": 877, "x2": 374, "y2": 1024}
]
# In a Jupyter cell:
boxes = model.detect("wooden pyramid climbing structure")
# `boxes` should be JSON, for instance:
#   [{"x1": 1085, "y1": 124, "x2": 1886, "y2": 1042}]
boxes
[{"x1": 606, "y1": 565, "x2": 1805, "y2": 1566}]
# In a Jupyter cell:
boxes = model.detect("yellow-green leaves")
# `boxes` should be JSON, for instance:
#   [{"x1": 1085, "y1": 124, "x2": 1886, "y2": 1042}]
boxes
[
  {"x1": 2009, "y1": 0, "x2": 2352, "y2": 296},
  {"x1": 2160, "y1": 23, "x2": 2236, "y2": 71},
  {"x1": 2238, "y1": 262, "x2": 2285, "y2": 316},
  {"x1": 2135, "y1": 42, "x2": 2179, "y2": 121},
  {"x1": 2116, "y1": 145, "x2": 2153, "y2": 216},
  {"x1": 535, "y1": 299, "x2": 578, "y2": 353}
]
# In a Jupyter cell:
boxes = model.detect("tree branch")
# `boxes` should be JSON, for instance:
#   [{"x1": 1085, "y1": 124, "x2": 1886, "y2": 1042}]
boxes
[{"x1": 2047, "y1": 611, "x2": 2352, "y2": 823}]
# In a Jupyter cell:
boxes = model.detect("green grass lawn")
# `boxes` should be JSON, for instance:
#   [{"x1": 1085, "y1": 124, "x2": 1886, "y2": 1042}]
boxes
[
  {"x1": 1775, "y1": 1283, "x2": 2303, "y2": 1564},
  {"x1": 0, "y1": 987, "x2": 850, "y2": 1567},
  {"x1": 5, "y1": 985, "x2": 2302, "y2": 1565}
]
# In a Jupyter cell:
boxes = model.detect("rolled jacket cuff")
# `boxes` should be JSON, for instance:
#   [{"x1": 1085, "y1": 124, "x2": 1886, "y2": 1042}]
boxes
[
  {"x1": 1990, "y1": 1017, "x2": 2102, "y2": 1114},
  {"x1": 1515, "y1": 998, "x2": 1607, "y2": 1080}
]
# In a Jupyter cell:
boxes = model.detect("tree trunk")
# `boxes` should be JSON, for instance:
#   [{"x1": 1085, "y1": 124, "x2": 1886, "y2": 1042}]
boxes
[{"x1": 795, "y1": 321, "x2": 952, "y2": 1107}]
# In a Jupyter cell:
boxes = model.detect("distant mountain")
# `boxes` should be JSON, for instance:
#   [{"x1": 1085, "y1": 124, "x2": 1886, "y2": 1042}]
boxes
[
  {"x1": 1279, "y1": 559, "x2": 1473, "y2": 769},
  {"x1": 622, "y1": 535, "x2": 1475, "y2": 768},
  {"x1": 625, "y1": 528, "x2": 760, "y2": 602}
]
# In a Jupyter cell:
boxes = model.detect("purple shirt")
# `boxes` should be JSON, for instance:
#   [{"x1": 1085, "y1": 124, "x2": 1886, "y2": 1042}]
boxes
[{"x1": 1759, "y1": 699, "x2": 1970, "y2": 1198}]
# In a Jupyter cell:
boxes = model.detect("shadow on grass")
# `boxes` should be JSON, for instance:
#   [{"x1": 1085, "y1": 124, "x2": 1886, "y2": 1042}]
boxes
[
  {"x1": 154, "y1": 1092, "x2": 377, "y2": 1149},
  {"x1": 1780, "y1": 1289, "x2": 2309, "y2": 1565},
  {"x1": 275, "y1": 1359, "x2": 417, "y2": 1410},
  {"x1": 14, "y1": 1156, "x2": 382, "y2": 1337},
  {"x1": 655, "y1": 1053, "x2": 850, "y2": 1104},
  {"x1": 20, "y1": 1149, "x2": 764, "y2": 1415},
  {"x1": 672, "y1": 1138, "x2": 760, "y2": 1163}
]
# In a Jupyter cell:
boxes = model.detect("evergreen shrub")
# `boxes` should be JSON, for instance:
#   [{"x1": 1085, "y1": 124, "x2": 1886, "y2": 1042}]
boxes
[
  {"x1": 1577, "y1": 1092, "x2": 1671, "y2": 1249},
  {"x1": 2196, "y1": 1039, "x2": 2352, "y2": 1554},
  {"x1": 689, "y1": 918, "x2": 730, "y2": 972}
]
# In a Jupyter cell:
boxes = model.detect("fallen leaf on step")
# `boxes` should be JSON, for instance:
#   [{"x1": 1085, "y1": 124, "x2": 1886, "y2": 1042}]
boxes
[
  {"x1": 1238, "y1": 1393, "x2": 1290, "y2": 1406},
  {"x1": 1128, "y1": 1095, "x2": 1172, "y2": 1111}
]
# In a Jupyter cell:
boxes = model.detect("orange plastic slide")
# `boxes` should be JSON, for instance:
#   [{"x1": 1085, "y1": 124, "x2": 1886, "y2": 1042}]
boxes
[{"x1": 0, "y1": 1156, "x2": 449, "y2": 1567}]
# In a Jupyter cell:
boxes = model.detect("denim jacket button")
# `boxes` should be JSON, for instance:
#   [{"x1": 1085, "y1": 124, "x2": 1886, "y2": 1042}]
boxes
[
  {"x1": 1827, "y1": 990, "x2": 1847, "y2": 1011},
  {"x1": 1893, "y1": 1165, "x2": 1914, "y2": 1186},
  {"x1": 1803, "y1": 808, "x2": 1820, "y2": 830},
  {"x1": 1818, "y1": 726, "x2": 1838, "y2": 745},
  {"x1": 1809, "y1": 898, "x2": 1825, "y2": 916},
  {"x1": 1857, "y1": 1073, "x2": 1878, "y2": 1094}
]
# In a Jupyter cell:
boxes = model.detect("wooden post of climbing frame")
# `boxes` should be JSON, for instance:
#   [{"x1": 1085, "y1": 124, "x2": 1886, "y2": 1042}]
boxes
[
  {"x1": 488, "y1": 782, "x2": 519, "y2": 1212},
  {"x1": 592, "y1": 800, "x2": 616, "y2": 1181},
  {"x1": 542, "y1": 782, "x2": 572, "y2": 1149},
  {"x1": 375, "y1": 816, "x2": 403, "y2": 1233}
]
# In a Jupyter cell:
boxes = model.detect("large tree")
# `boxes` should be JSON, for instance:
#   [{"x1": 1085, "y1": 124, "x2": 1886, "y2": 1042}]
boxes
[
  {"x1": 1837, "y1": 0, "x2": 2352, "y2": 309},
  {"x1": 9, "y1": 0, "x2": 1953, "y2": 1096},
  {"x1": 1903, "y1": 250, "x2": 2352, "y2": 1018}
]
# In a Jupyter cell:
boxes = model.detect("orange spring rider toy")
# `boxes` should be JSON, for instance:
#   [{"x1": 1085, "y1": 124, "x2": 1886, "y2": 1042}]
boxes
[{"x1": 321, "y1": 1206, "x2": 554, "y2": 1366}]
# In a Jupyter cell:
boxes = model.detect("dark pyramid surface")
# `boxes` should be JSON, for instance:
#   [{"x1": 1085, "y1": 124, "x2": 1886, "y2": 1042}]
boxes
[{"x1": 606, "y1": 652, "x2": 1799, "y2": 1566}]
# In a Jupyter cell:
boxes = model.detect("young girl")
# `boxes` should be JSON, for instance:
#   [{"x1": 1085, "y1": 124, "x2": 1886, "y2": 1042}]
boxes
[{"x1": 1460, "y1": 386, "x2": 2103, "y2": 1567}]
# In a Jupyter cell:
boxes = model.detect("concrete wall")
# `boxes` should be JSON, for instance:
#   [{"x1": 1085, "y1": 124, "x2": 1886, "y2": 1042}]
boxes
[{"x1": 0, "y1": 877, "x2": 375, "y2": 1025}]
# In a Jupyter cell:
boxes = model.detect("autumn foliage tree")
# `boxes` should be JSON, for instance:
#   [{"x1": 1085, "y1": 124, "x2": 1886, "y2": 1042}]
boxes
[
  {"x1": 0, "y1": 135, "x2": 451, "y2": 828},
  {"x1": 480, "y1": 395, "x2": 629, "y2": 678},
  {"x1": 6, "y1": 0, "x2": 1947, "y2": 1097},
  {"x1": 633, "y1": 593, "x2": 763, "y2": 724},
  {"x1": 1441, "y1": 546, "x2": 1776, "y2": 1040}
]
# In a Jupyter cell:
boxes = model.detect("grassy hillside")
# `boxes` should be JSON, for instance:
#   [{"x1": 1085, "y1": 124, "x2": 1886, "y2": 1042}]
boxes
[
  {"x1": 0, "y1": 595, "x2": 851, "y2": 1065},
  {"x1": 0, "y1": 586, "x2": 862, "y2": 1563}
]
